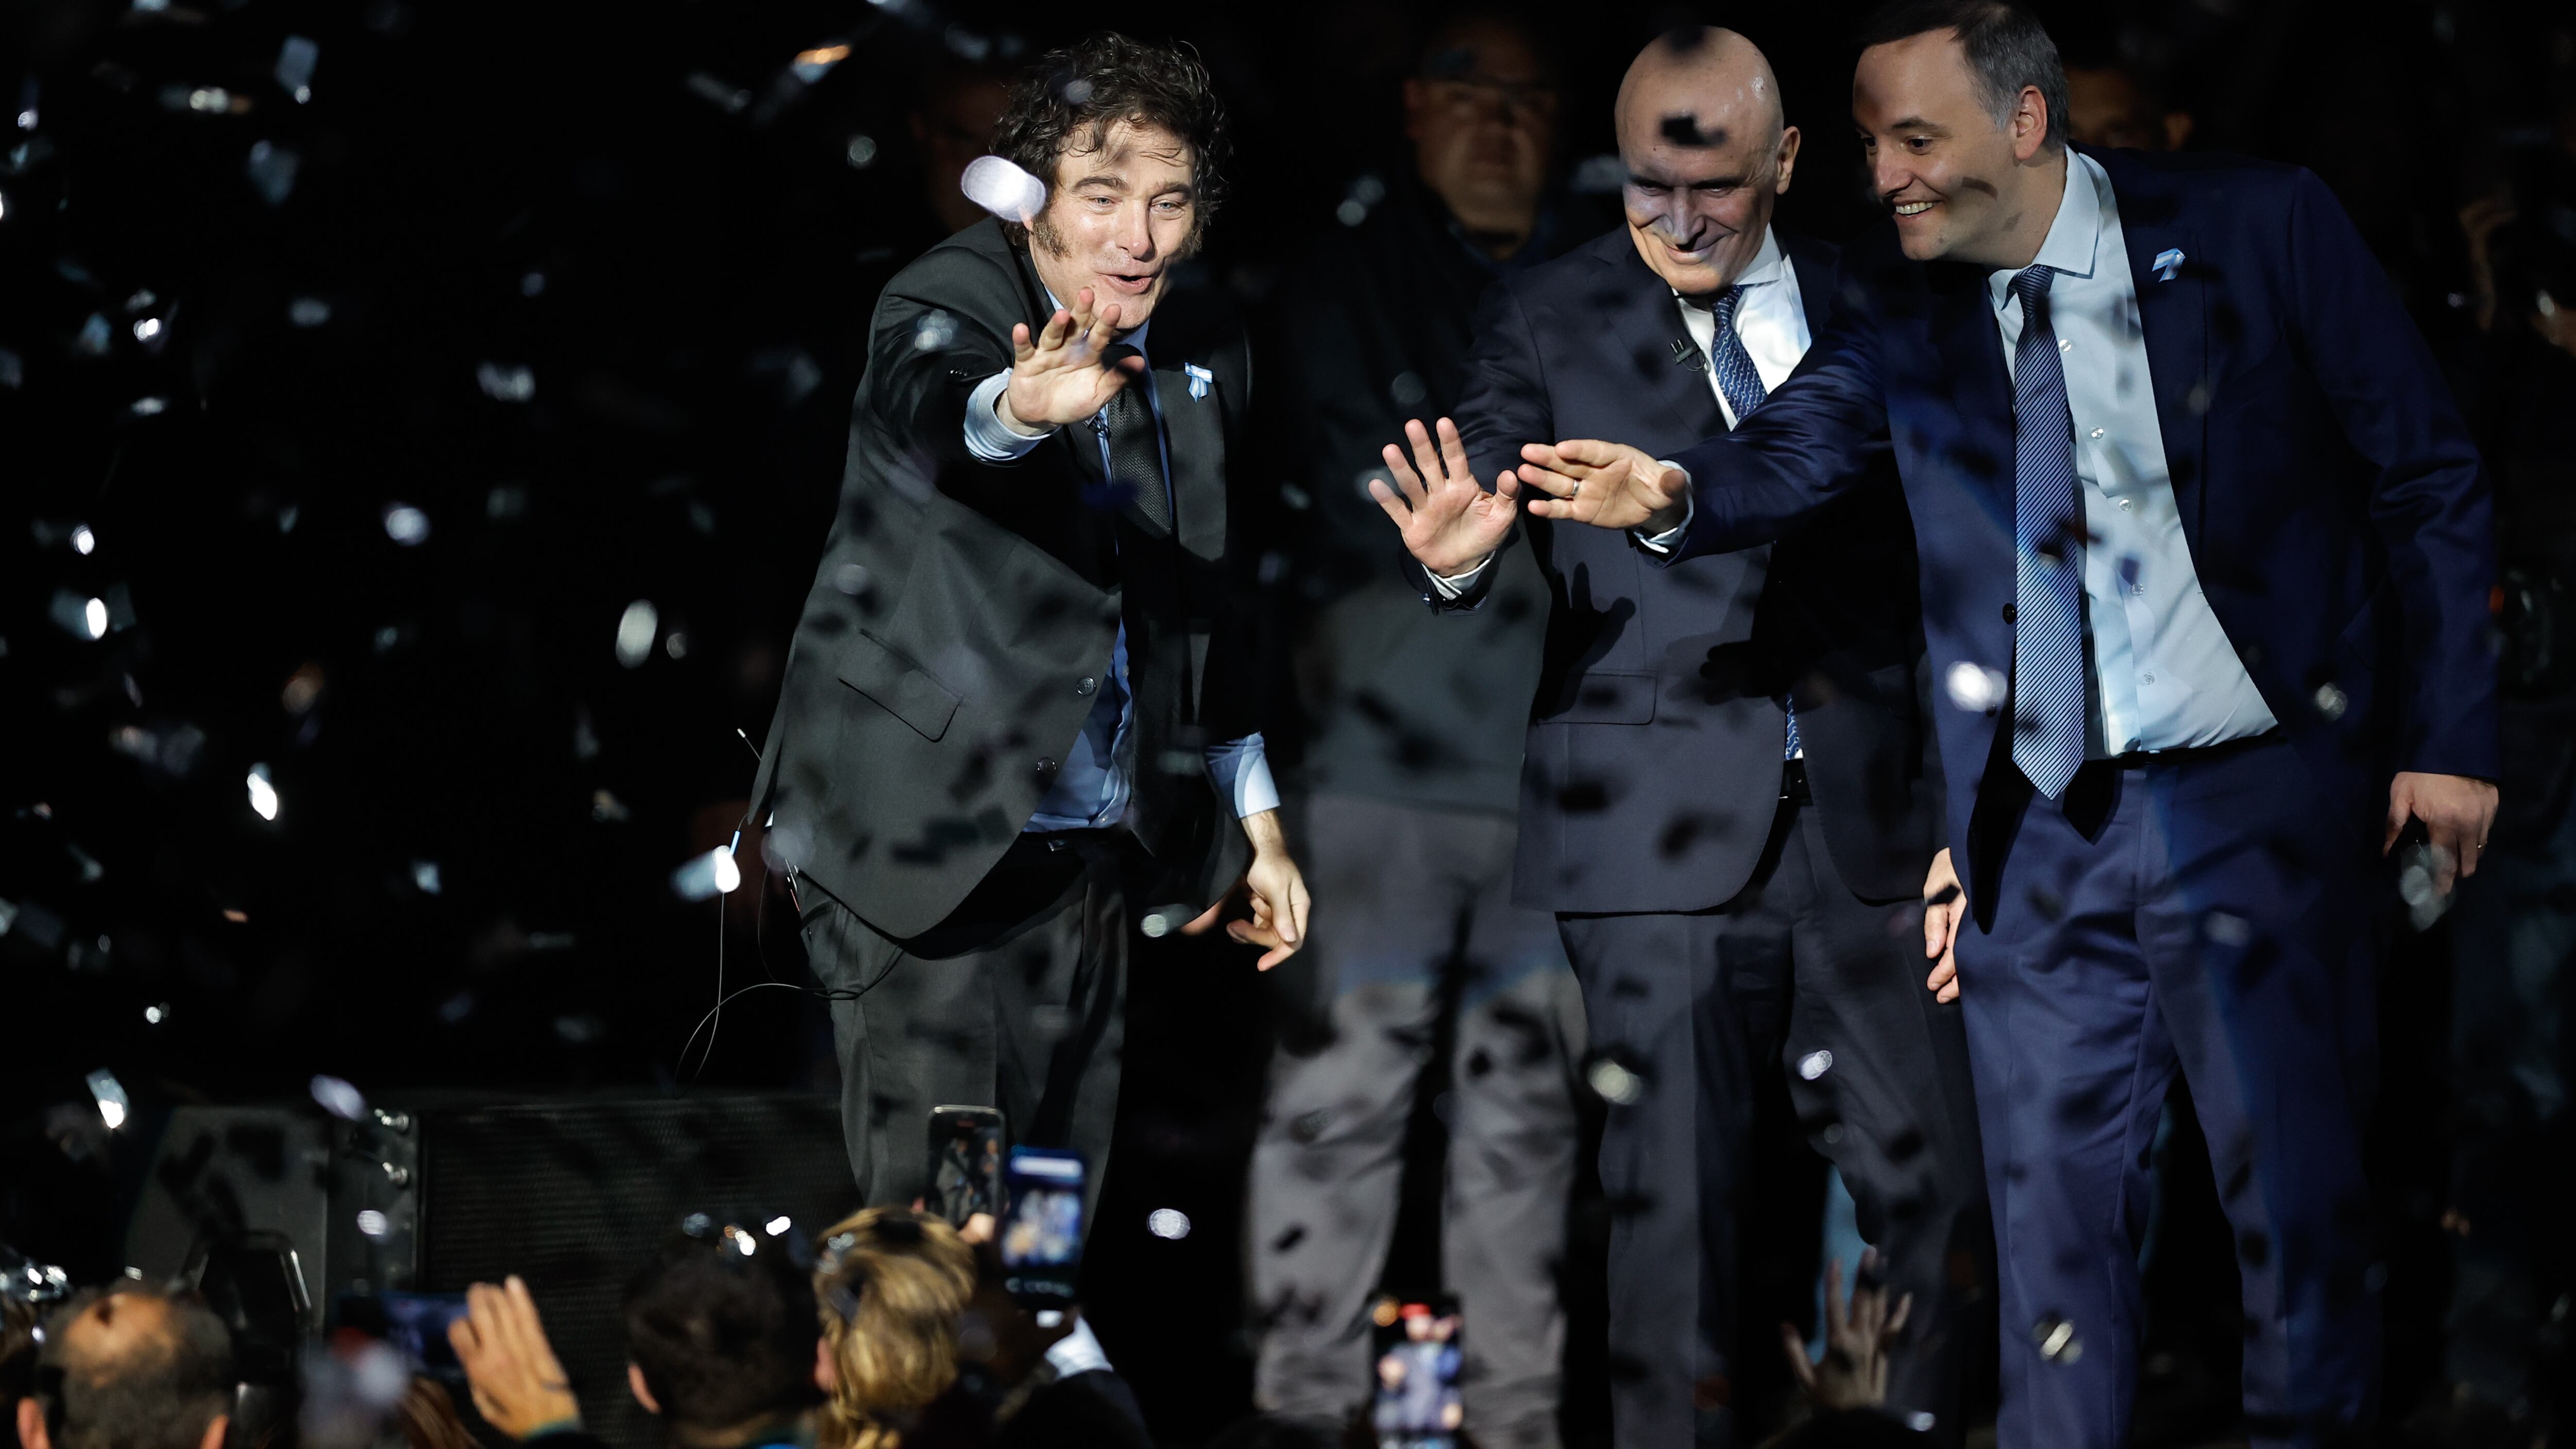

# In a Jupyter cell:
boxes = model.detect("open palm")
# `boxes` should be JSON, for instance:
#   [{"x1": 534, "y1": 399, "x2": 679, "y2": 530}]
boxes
[
  {"x1": 1004, "y1": 287, "x2": 1142, "y2": 430},
  {"x1": 1367, "y1": 417, "x2": 1522, "y2": 578}
]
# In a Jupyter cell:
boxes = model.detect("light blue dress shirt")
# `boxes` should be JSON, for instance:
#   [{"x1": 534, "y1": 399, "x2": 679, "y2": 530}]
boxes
[
  {"x1": 961, "y1": 310, "x2": 1277, "y2": 830},
  {"x1": 1989, "y1": 153, "x2": 2277, "y2": 756}
]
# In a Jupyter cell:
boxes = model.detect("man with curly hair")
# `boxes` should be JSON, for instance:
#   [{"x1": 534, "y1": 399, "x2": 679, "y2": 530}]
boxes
[{"x1": 752, "y1": 33, "x2": 1309, "y2": 1218}]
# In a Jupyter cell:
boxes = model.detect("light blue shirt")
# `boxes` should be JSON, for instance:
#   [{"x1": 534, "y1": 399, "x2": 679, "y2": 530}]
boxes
[
  {"x1": 961, "y1": 310, "x2": 1277, "y2": 830},
  {"x1": 1989, "y1": 152, "x2": 2277, "y2": 756}
]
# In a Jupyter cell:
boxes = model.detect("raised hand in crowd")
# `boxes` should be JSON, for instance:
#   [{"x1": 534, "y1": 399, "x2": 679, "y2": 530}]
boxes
[
  {"x1": 1000, "y1": 286, "x2": 1146, "y2": 433},
  {"x1": 1780, "y1": 1251, "x2": 1914, "y2": 1413},
  {"x1": 1512, "y1": 439, "x2": 1690, "y2": 534},
  {"x1": 447, "y1": 1276, "x2": 582, "y2": 1441},
  {"x1": 1366, "y1": 417, "x2": 1524, "y2": 577}
]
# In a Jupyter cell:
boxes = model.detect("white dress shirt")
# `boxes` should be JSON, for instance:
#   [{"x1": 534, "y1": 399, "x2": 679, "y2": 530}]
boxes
[
  {"x1": 1433, "y1": 228, "x2": 1808, "y2": 593},
  {"x1": 1989, "y1": 153, "x2": 2276, "y2": 756},
  {"x1": 960, "y1": 307, "x2": 1278, "y2": 825}
]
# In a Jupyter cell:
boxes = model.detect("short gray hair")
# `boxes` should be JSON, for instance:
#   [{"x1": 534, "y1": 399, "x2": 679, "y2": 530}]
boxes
[{"x1": 1857, "y1": 0, "x2": 2070, "y2": 153}]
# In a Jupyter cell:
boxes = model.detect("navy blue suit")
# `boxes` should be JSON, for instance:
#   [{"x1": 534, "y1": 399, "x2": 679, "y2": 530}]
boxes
[
  {"x1": 1446, "y1": 228, "x2": 1986, "y2": 1446},
  {"x1": 1659, "y1": 149, "x2": 2496, "y2": 1446}
]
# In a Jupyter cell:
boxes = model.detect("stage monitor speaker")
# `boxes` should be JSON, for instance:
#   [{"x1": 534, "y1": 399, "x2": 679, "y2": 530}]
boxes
[{"x1": 125, "y1": 1093, "x2": 854, "y2": 1449}]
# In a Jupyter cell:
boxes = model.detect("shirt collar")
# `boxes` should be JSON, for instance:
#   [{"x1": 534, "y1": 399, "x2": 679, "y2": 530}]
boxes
[
  {"x1": 1987, "y1": 151, "x2": 2105, "y2": 312},
  {"x1": 1040, "y1": 288, "x2": 1150, "y2": 360},
  {"x1": 1673, "y1": 226, "x2": 1786, "y2": 307}
]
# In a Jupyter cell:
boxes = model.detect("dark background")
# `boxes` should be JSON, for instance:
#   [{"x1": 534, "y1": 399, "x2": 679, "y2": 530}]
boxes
[{"x1": 4, "y1": 0, "x2": 2568, "y2": 1443}]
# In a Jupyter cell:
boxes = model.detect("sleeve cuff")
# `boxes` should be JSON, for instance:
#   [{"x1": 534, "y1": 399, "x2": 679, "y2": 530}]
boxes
[
  {"x1": 962, "y1": 370, "x2": 1054, "y2": 462},
  {"x1": 1426, "y1": 555, "x2": 1496, "y2": 600},
  {"x1": 1631, "y1": 465, "x2": 1693, "y2": 553},
  {"x1": 1044, "y1": 1316, "x2": 1115, "y2": 1378},
  {"x1": 1204, "y1": 733, "x2": 1280, "y2": 818}
]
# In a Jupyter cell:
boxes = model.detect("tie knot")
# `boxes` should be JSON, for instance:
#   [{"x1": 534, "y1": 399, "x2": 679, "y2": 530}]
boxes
[
  {"x1": 1711, "y1": 283, "x2": 1749, "y2": 328},
  {"x1": 2011, "y1": 264, "x2": 2054, "y2": 308}
]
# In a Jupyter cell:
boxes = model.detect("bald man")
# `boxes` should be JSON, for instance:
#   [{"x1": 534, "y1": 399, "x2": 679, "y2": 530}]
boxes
[
  {"x1": 1372, "y1": 28, "x2": 1989, "y2": 1445},
  {"x1": 19, "y1": 1286, "x2": 234, "y2": 1449}
]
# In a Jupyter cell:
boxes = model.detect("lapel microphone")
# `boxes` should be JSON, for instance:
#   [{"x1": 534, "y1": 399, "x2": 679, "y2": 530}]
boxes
[{"x1": 1671, "y1": 338, "x2": 1708, "y2": 372}]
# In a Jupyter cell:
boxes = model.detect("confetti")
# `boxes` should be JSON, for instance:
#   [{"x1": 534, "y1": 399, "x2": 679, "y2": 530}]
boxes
[
  {"x1": 86, "y1": 1069, "x2": 130, "y2": 1130},
  {"x1": 616, "y1": 599, "x2": 659, "y2": 666},
  {"x1": 959, "y1": 155, "x2": 1046, "y2": 224}
]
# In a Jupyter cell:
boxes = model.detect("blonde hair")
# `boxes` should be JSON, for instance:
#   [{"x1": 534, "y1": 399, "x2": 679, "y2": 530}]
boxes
[{"x1": 811, "y1": 1208, "x2": 977, "y2": 1449}]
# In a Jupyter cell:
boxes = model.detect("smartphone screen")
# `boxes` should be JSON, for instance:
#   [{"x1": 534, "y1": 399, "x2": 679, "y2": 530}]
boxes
[
  {"x1": 373, "y1": 1291, "x2": 471, "y2": 1381},
  {"x1": 997, "y1": 1147, "x2": 1084, "y2": 1306},
  {"x1": 1371, "y1": 1296, "x2": 1463, "y2": 1449},
  {"x1": 927, "y1": 1106, "x2": 1007, "y2": 1230}
]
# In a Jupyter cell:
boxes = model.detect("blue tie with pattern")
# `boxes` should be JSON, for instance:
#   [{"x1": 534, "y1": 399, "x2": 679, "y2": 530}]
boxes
[
  {"x1": 1708, "y1": 285, "x2": 1802, "y2": 761},
  {"x1": 2008, "y1": 264, "x2": 2087, "y2": 798}
]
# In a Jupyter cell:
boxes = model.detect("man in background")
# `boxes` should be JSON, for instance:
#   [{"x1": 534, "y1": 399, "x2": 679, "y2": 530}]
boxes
[
  {"x1": 15, "y1": 1286, "x2": 232, "y2": 1449},
  {"x1": 1249, "y1": 18, "x2": 1586, "y2": 1448},
  {"x1": 1368, "y1": 26, "x2": 1985, "y2": 1447},
  {"x1": 2059, "y1": 53, "x2": 2191, "y2": 151}
]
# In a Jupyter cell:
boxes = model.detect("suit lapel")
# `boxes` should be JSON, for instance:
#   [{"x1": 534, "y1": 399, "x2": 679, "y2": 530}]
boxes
[
  {"x1": 1598, "y1": 242, "x2": 1727, "y2": 439},
  {"x1": 1155, "y1": 360, "x2": 1228, "y2": 561},
  {"x1": 1925, "y1": 260, "x2": 2018, "y2": 517},
  {"x1": 2101, "y1": 156, "x2": 2209, "y2": 555}
]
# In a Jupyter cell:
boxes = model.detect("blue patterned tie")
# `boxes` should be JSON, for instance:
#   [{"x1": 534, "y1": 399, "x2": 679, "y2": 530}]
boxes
[
  {"x1": 1708, "y1": 285, "x2": 1801, "y2": 761},
  {"x1": 2008, "y1": 264, "x2": 2086, "y2": 798}
]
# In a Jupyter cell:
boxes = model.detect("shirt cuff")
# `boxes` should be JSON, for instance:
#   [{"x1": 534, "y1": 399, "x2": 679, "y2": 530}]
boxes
[
  {"x1": 1426, "y1": 555, "x2": 1496, "y2": 600},
  {"x1": 1631, "y1": 464, "x2": 1694, "y2": 553},
  {"x1": 962, "y1": 370, "x2": 1053, "y2": 462},
  {"x1": 1204, "y1": 733, "x2": 1280, "y2": 818},
  {"x1": 1044, "y1": 1316, "x2": 1115, "y2": 1379}
]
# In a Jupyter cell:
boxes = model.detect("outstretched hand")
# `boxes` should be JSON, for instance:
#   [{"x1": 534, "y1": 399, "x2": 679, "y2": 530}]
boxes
[
  {"x1": 1003, "y1": 287, "x2": 1144, "y2": 431},
  {"x1": 1367, "y1": 417, "x2": 1522, "y2": 579},
  {"x1": 1515, "y1": 440, "x2": 1690, "y2": 533}
]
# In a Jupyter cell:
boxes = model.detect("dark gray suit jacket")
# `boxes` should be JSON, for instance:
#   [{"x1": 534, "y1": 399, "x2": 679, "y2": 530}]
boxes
[
  {"x1": 754, "y1": 220, "x2": 1257, "y2": 938},
  {"x1": 1443, "y1": 227, "x2": 1944, "y2": 914}
]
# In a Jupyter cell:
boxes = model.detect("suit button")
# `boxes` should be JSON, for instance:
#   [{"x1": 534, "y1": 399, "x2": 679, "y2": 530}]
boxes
[
  {"x1": 2001, "y1": 603, "x2": 2016, "y2": 623},
  {"x1": 1075, "y1": 677, "x2": 1098, "y2": 697},
  {"x1": 1035, "y1": 757, "x2": 1058, "y2": 780}
]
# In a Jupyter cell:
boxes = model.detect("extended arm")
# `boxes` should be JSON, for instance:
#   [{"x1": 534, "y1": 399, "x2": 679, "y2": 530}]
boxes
[{"x1": 1513, "y1": 305, "x2": 1893, "y2": 560}]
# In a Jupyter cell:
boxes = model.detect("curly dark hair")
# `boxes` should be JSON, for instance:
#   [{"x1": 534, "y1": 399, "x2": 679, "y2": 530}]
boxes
[{"x1": 990, "y1": 32, "x2": 1230, "y2": 254}]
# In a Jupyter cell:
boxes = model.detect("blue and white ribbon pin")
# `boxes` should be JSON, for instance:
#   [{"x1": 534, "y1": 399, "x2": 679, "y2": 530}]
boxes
[
  {"x1": 1184, "y1": 363, "x2": 1213, "y2": 399},
  {"x1": 2151, "y1": 248, "x2": 2185, "y2": 282}
]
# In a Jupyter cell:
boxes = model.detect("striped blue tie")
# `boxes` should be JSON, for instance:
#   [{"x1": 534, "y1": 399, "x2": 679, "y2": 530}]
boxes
[
  {"x1": 2008, "y1": 264, "x2": 2087, "y2": 799},
  {"x1": 1709, "y1": 285, "x2": 1801, "y2": 761}
]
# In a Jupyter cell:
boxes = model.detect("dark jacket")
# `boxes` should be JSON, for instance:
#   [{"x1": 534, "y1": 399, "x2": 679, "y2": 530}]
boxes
[
  {"x1": 1272, "y1": 178, "x2": 1582, "y2": 815},
  {"x1": 754, "y1": 220, "x2": 1258, "y2": 938},
  {"x1": 1664, "y1": 149, "x2": 2499, "y2": 919},
  {"x1": 1446, "y1": 226, "x2": 1945, "y2": 914}
]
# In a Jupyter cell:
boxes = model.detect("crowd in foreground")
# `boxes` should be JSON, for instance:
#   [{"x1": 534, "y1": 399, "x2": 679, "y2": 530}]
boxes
[{"x1": 0, "y1": 1214, "x2": 1926, "y2": 1449}]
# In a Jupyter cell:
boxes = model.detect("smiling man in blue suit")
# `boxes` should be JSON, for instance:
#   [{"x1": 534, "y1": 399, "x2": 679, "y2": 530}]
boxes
[{"x1": 1467, "y1": 2, "x2": 2500, "y2": 1444}]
